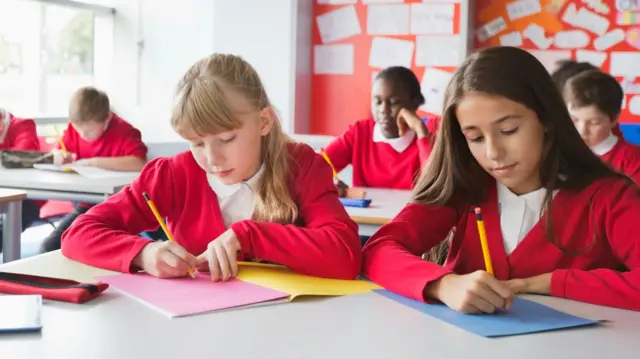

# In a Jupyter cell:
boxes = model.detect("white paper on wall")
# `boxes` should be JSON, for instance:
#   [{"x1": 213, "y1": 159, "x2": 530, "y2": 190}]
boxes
[
  {"x1": 369, "y1": 37, "x2": 415, "y2": 69},
  {"x1": 372, "y1": 71, "x2": 379, "y2": 88},
  {"x1": 410, "y1": 3, "x2": 455, "y2": 35},
  {"x1": 415, "y1": 35, "x2": 461, "y2": 67},
  {"x1": 610, "y1": 52, "x2": 640, "y2": 77},
  {"x1": 363, "y1": 0, "x2": 404, "y2": 3},
  {"x1": 561, "y1": 3, "x2": 610, "y2": 36},
  {"x1": 553, "y1": 30, "x2": 591, "y2": 48},
  {"x1": 477, "y1": 17, "x2": 507, "y2": 42},
  {"x1": 629, "y1": 95, "x2": 640, "y2": 115},
  {"x1": 316, "y1": 5, "x2": 362, "y2": 44},
  {"x1": 367, "y1": 4, "x2": 411, "y2": 36},
  {"x1": 620, "y1": 78, "x2": 640, "y2": 94},
  {"x1": 576, "y1": 50, "x2": 607, "y2": 66},
  {"x1": 500, "y1": 31, "x2": 524, "y2": 46},
  {"x1": 314, "y1": 44, "x2": 354, "y2": 75},
  {"x1": 420, "y1": 68, "x2": 454, "y2": 115},
  {"x1": 507, "y1": 0, "x2": 542, "y2": 21},
  {"x1": 523, "y1": 23, "x2": 553, "y2": 49},
  {"x1": 317, "y1": 0, "x2": 358, "y2": 4},
  {"x1": 616, "y1": 0, "x2": 640, "y2": 11},
  {"x1": 593, "y1": 28, "x2": 625, "y2": 51},
  {"x1": 581, "y1": 0, "x2": 610, "y2": 14},
  {"x1": 528, "y1": 50, "x2": 572, "y2": 73}
]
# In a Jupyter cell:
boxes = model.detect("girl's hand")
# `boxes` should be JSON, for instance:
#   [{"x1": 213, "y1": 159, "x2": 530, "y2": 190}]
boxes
[
  {"x1": 396, "y1": 108, "x2": 428, "y2": 138},
  {"x1": 196, "y1": 229, "x2": 242, "y2": 281}
]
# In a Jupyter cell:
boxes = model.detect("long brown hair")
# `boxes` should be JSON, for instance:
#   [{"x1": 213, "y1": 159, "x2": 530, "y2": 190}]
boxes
[
  {"x1": 171, "y1": 53, "x2": 297, "y2": 224},
  {"x1": 415, "y1": 46, "x2": 630, "y2": 263}
]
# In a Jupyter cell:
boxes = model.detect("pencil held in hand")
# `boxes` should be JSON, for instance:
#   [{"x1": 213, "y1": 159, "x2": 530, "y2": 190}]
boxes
[{"x1": 475, "y1": 207, "x2": 494, "y2": 275}]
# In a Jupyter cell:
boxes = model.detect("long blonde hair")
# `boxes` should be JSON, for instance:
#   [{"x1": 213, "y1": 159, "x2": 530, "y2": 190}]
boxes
[{"x1": 171, "y1": 53, "x2": 297, "y2": 224}]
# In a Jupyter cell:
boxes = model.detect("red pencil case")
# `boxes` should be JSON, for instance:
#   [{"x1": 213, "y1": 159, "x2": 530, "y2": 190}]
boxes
[{"x1": 0, "y1": 272, "x2": 109, "y2": 304}]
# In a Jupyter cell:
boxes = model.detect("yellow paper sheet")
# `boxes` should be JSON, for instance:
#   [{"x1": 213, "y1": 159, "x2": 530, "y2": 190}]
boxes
[{"x1": 236, "y1": 262, "x2": 380, "y2": 300}]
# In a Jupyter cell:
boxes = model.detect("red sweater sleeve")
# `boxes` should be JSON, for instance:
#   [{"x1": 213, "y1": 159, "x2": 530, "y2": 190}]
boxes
[
  {"x1": 57, "y1": 124, "x2": 77, "y2": 153},
  {"x1": 119, "y1": 126, "x2": 148, "y2": 160},
  {"x1": 550, "y1": 181, "x2": 640, "y2": 311},
  {"x1": 362, "y1": 203, "x2": 458, "y2": 301},
  {"x1": 8, "y1": 119, "x2": 39, "y2": 151},
  {"x1": 230, "y1": 145, "x2": 362, "y2": 280},
  {"x1": 61, "y1": 158, "x2": 174, "y2": 272},
  {"x1": 323, "y1": 123, "x2": 357, "y2": 173}
]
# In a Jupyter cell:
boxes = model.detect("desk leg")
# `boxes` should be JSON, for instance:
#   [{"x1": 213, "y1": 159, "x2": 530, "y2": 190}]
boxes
[{"x1": 1, "y1": 200, "x2": 22, "y2": 263}]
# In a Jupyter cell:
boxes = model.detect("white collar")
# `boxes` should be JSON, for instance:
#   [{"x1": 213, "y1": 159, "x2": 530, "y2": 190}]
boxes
[
  {"x1": 372, "y1": 123, "x2": 416, "y2": 153},
  {"x1": 591, "y1": 133, "x2": 618, "y2": 156},
  {"x1": 497, "y1": 181, "x2": 549, "y2": 217},
  {"x1": 207, "y1": 164, "x2": 265, "y2": 198},
  {"x1": 0, "y1": 109, "x2": 10, "y2": 144}
]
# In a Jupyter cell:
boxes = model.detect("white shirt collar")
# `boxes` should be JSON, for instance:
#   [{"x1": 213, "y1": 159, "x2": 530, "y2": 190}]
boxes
[
  {"x1": 0, "y1": 109, "x2": 10, "y2": 144},
  {"x1": 207, "y1": 164, "x2": 265, "y2": 198},
  {"x1": 591, "y1": 133, "x2": 618, "y2": 156},
  {"x1": 372, "y1": 123, "x2": 416, "y2": 153},
  {"x1": 497, "y1": 181, "x2": 548, "y2": 216}
]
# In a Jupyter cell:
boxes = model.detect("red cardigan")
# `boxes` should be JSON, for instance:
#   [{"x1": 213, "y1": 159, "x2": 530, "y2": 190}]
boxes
[
  {"x1": 0, "y1": 114, "x2": 39, "y2": 151},
  {"x1": 363, "y1": 177, "x2": 640, "y2": 311},
  {"x1": 600, "y1": 138, "x2": 640, "y2": 184},
  {"x1": 61, "y1": 142, "x2": 362, "y2": 279},
  {"x1": 323, "y1": 118, "x2": 438, "y2": 190}
]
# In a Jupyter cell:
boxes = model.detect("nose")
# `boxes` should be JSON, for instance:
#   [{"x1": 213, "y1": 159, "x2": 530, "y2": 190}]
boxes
[
  {"x1": 575, "y1": 121, "x2": 589, "y2": 138},
  {"x1": 380, "y1": 101, "x2": 391, "y2": 116},
  {"x1": 205, "y1": 146, "x2": 224, "y2": 168},
  {"x1": 485, "y1": 136, "x2": 505, "y2": 162}
]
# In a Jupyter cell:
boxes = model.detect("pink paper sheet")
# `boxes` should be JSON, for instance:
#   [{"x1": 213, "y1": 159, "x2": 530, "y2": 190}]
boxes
[{"x1": 96, "y1": 273, "x2": 289, "y2": 317}]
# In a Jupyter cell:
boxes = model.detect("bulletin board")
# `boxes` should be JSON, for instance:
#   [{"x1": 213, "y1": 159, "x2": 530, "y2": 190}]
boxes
[
  {"x1": 311, "y1": 0, "x2": 466, "y2": 136},
  {"x1": 475, "y1": 0, "x2": 640, "y2": 123}
]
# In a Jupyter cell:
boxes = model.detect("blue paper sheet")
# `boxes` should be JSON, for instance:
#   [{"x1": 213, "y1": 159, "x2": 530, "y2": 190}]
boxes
[{"x1": 375, "y1": 289, "x2": 600, "y2": 337}]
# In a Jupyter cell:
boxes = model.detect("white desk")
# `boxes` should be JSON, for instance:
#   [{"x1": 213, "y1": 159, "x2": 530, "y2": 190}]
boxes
[
  {"x1": 0, "y1": 167, "x2": 138, "y2": 203},
  {"x1": 1, "y1": 252, "x2": 639, "y2": 359},
  {"x1": 0, "y1": 189, "x2": 27, "y2": 263},
  {"x1": 346, "y1": 188, "x2": 412, "y2": 236}
]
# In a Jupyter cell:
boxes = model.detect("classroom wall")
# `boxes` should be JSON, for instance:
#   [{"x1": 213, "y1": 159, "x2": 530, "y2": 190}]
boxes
[{"x1": 85, "y1": 0, "x2": 313, "y2": 142}]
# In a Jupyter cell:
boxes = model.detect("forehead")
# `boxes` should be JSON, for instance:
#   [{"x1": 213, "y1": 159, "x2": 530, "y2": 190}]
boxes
[
  {"x1": 567, "y1": 104, "x2": 606, "y2": 119},
  {"x1": 456, "y1": 93, "x2": 532, "y2": 128},
  {"x1": 372, "y1": 78, "x2": 407, "y2": 98}
]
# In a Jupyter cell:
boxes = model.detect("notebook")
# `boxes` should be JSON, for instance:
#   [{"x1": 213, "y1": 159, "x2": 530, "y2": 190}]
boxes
[
  {"x1": 0, "y1": 295, "x2": 43, "y2": 334},
  {"x1": 236, "y1": 261, "x2": 381, "y2": 299},
  {"x1": 375, "y1": 289, "x2": 600, "y2": 337},
  {"x1": 95, "y1": 273, "x2": 289, "y2": 318},
  {"x1": 33, "y1": 163, "x2": 138, "y2": 179}
]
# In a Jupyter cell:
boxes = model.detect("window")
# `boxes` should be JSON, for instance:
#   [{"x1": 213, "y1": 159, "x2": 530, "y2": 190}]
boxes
[{"x1": 0, "y1": 0, "x2": 113, "y2": 118}]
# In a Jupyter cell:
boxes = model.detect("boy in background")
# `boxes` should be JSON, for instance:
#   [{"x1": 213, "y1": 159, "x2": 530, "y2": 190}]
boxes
[{"x1": 41, "y1": 87, "x2": 148, "y2": 253}]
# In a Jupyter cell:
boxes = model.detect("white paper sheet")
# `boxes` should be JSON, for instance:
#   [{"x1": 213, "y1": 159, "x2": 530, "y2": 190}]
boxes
[
  {"x1": 523, "y1": 23, "x2": 553, "y2": 49},
  {"x1": 620, "y1": 78, "x2": 640, "y2": 94},
  {"x1": 420, "y1": 68, "x2": 454, "y2": 115},
  {"x1": 507, "y1": 0, "x2": 542, "y2": 21},
  {"x1": 629, "y1": 95, "x2": 640, "y2": 115},
  {"x1": 363, "y1": 0, "x2": 404, "y2": 3},
  {"x1": 553, "y1": 30, "x2": 590, "y2": 48},
  {"x1": 593, "y1": 28, "x2": 625, "y2": 51},
  {"x1": 616, "y1": 0, "x2": 640, "y2": 11},
  {"x1": 610, "y1": 52, "x2": 640, "y2": 77},
  {"x1": 561, "y1": 3, "x2": 610, "y2": 36},
  {"x1": 314, "y1": 44, "x2": 354, "y2": 75},
  {"x1": 317, "y1": 0, "x2": 357, "y2": 4},
  {"x1": 500, "y1": 31, "x2": 524, "y2": 46},
  {"x1": 576, "y1": 50, "x2": 607, "y2": 66},
  {"x1": 528, "y1": 50, "x2": 572, "y2": 73},
  {"x1": 33, "y1": 163, "x2": 139, "y2": 179},
  {"x1": 582, "y1": 0, "x2": 610, "y2": 14},
  {"x1": 415, "y1": 35, "x2": 461, "y2": 67},
  {"x1": 477, "y1": 17, "x2": 507, "y2": 42},
  {"x1": 367, "y1": 4, "x2": 410, "y2": 36},
  {"x1": 316, "y1": 5, "x2": 362, "y2": 44},
  {"x1": 369, "y1": 37, "x2": 415, "y2": 69},
  {"x1": 410, "y1": 3, "x2": 455, "y2": 35}
]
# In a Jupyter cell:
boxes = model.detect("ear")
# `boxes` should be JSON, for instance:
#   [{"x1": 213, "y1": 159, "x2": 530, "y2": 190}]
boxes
[{"x1": 258, "y1": 107, "x2": 276, "y2": 136}]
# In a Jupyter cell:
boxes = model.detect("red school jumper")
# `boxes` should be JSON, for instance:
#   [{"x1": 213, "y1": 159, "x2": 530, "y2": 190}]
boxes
[
  {"x1": 323, "y1": 117, "x2": 439, "y2": 190},
  {"x1": 363, "y1": 177, "x2": 640, "y2": 311},
  {"x1": 61, "y1": 142, "x2": 362, "y2": 279},
  {"x1": 600, "y1": 138, "x2": 640, "y2": 184},
  {"x1": 0, "y1": 114, "x2": 40, "y2": 151}
]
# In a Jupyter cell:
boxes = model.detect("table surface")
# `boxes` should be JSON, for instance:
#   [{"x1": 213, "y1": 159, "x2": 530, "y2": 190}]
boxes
[
  {"x1": 1, "y1": 251, "x2": 639, "y2": 359},
  {"x1": 345, "y1": 188, "x2": 412, "y2": 225},
  {"x1": 0, "y1": 188, "x2": 27, "y2": 203},
  {"x1": 0, "y1": 167, "x2": 138, "y2": 195}
]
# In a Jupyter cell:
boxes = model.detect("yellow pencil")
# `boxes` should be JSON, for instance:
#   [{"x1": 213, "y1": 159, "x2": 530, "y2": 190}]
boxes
[
  {"x1": 474, "y1": 207, "x2": 494, "y2": 275},
  {"x1": 54, "y1": 126, "x2": 68, "y2": 152},
  {"x1": 142, "y1": 192, "x2": 196, "y2": 278},
  {"x1": 320, "y1": 150, "x2": 338, "y2": 178}
]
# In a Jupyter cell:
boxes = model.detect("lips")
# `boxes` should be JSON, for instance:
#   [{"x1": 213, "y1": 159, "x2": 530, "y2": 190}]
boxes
[
  {"x1": 212, "y1": 169, "x2": 234, "y2": 178},
  {"x1": 491, "y1": 164, "x2": 516, "y2": 176}
]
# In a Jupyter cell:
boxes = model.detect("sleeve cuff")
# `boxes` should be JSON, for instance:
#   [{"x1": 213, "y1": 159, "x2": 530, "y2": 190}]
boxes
[
  {"x1": 231, "y1": 221, "x2": 253, "y2": 257},
  {"x1": 418, "y1": 267, "x2": 454, "y2": 302},
  {"x1": 550, "y1": 269, "x2": 569, "y2": 298},
  {"x1": 121, "y1": 237, "x2": 154, "y2": 273}
]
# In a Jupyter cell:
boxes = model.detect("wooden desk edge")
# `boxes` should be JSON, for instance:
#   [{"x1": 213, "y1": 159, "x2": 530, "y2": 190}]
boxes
[
  {"x1": 0, "y1": 189, "x2": 28, "y2": 203},
  {"x1": 350, "y1": 216, "x2": 390, "y2": 226}
]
